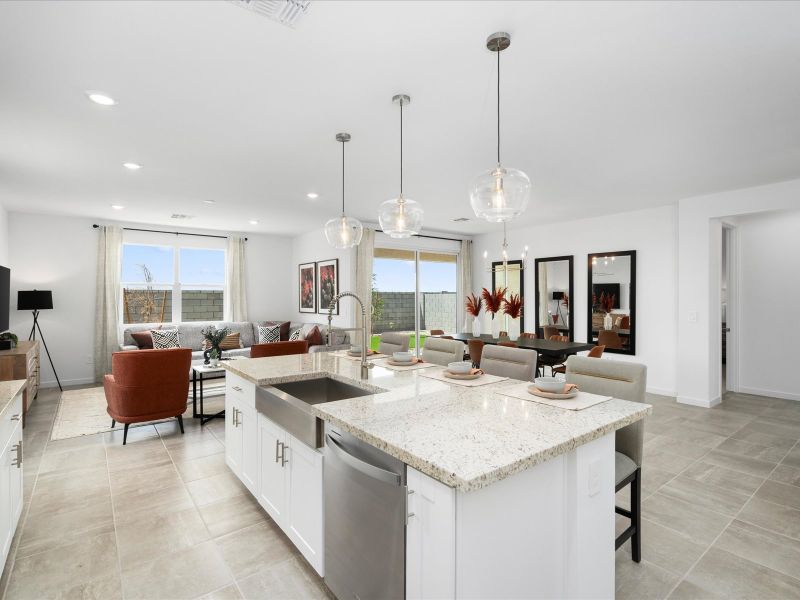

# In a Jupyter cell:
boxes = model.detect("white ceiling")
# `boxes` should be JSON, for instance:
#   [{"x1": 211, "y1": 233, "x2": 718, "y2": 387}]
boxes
[{"x1": 1, "y1": 0, "x2": 799, "y2": 237}]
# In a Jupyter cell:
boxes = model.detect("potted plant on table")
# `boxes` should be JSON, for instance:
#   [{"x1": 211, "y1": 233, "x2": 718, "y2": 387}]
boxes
[
  {"x1": 481, "y1": 287, "x2": 506, "y2": 339},
  {"x1": 599, "y1": 292, "x2": 616, "y2": 330},
  {"x1": 465, "y1": 293, "x2": 483, "y2": 336},
  {"x1": 201, "y1": 325, "x2": 230, "y2": 366},
  {"x1": 502, "y1": 293, "x2": 523, "y2": 341}
]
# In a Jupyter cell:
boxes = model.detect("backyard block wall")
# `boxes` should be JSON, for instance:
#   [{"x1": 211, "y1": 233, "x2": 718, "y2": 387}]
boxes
[{"x1": 372, "y1": 291, "x2": 456, "y2": 333}]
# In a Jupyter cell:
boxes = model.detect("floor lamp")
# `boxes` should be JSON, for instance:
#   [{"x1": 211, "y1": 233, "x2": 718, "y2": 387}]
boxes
[{"x1": 18, "y1": 290, "x2": 62, "y2": 392}]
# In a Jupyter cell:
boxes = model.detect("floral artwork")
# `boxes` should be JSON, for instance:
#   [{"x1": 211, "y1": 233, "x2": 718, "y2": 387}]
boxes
[
  {"x1": 317, "y1": 259, "x2": 339, "y2": 314},
  {"x1": 299, "y1": 262, "x2": 316, "y2": 313}
]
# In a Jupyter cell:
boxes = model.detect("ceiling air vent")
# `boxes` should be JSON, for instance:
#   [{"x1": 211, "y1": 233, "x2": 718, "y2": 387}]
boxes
[
  {"x1": 170, "y1": 214, "x2": 194, "y2": 220},
  {"x1": 228, "y1": 0, "x2": 311, "y2": 27}
]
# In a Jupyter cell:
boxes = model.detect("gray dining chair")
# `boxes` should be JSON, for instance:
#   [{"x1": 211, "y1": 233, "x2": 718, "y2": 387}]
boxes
[
  {"x1": 378, "y1": 332, "x2": 410, "y2": 355},
  {"x1": 565, "y1": 355, "x2": 647, "y2": 562},
  {"x1": 421, "y1": 337, "x2": 465, "y2": 366},
  {"x1": 480, "y1": 345, "x2": 538, "y2": 381}
]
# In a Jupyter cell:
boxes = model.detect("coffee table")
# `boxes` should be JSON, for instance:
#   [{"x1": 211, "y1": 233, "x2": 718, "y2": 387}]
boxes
[{"x1": 192, "y1": 364, "x2": 227, "y2": 425}]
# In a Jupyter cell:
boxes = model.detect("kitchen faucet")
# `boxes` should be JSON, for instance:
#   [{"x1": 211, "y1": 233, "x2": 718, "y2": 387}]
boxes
[{"x1": 327, "y1": 291, "x2": 372, "y2": 379}]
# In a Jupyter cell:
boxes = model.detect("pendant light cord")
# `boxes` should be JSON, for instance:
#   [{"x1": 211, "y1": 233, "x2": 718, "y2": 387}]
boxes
[
  {"x1": 341, "y1": 138, "x2": 345, "y2": 214},
  {"x1": 497, "y1": 46, "x2": 501, "y2": 165},
  {"x1": 400, "y1": 98, "x2": 404, "y2": 197}
]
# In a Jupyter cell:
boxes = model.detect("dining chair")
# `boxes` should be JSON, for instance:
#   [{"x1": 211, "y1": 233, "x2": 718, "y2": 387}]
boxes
[
  {"x1": 619, "y1": 316, "x2": 630, "y2": 330},
  {"x1": 441, "y1": 335, "x2": 454, "y2": 340},
  {"x1": 379, "y1": 332, "x2": 410, "y2": 355},
  {"x1": 480, "y1": 345, "x2": 538, "y2": 381},
  {"x1": 499, "y1": 331, "x2": 508, "y2": 338},
  {"x1": 498, "y1": 341, "x2": 518, "y2": 347},
  {"x1": 537, "y1": 335, "x2": 570, "y2": 376},
  {"x1": 598, "y1": 330, "x2": 624, "y2": 349},
  {"x1": 429, "y1": 329, "x2": 445, "y2": 336},
  {"x1": 467, "y1": 339, "x2": 485, "y2": 368},
  {"x1": 543, "y1": 326, "x2": 559, "y2": 339},
  {"x1": 421, "y1": 337, "x2": 465, "y2": 366},
  {"x1": 565, "y1": 356, "x2": 647, "y2": 563},
  {"x1": 519, "y1": 332, "x2": 537, "y2": 340},
  {"x1": 552, "y1": 345, "x2": 605, "y2": 375}
]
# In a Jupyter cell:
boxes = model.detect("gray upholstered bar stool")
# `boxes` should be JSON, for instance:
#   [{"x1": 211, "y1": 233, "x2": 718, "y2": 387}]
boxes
[
  {"x1": 421, "y1": 337, "x2": 465, "y2": 366},
  {"x1": 480, "y1": 345, "x2": 538, "y2": 381},
  {"x1": 378, "y1": 332, "x2": 410, "y2": 355},
  {"x1": 565, "y1": 355, "x2": 647, "y2": 562}
]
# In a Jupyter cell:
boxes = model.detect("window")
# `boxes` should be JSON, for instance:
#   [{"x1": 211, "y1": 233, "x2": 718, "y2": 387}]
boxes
[{"x1": 121, "y1": 243, "x2": 225, "y2": 324}]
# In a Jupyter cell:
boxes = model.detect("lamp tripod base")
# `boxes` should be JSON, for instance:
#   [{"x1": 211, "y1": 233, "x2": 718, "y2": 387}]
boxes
[{"x1": 28, "y1": 310, "x2": 63, "y2": 392}]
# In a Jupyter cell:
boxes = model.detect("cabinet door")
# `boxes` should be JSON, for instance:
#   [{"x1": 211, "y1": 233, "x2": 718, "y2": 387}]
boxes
[
  {"x1": 285, "y1": 434, "x2": 324, "y2": 576},
  {"x1": 239, "y1": 403, "x2": 258, "y2": 494},
  {"x1": 225, "y1": 400, "x2": 242, "y2": 476},
  {"x1": 258, "y1": 414, "x2": 287, "y2": 524},
  {"x1": 8, "y1": 425, "x2": 23, "y2": 528},
  {"x1": 0, "y1": 438, "x2": 12, "y2": 564},
  {"x1": 406, "y1": 467, "x2": 456, "y2": 600}
]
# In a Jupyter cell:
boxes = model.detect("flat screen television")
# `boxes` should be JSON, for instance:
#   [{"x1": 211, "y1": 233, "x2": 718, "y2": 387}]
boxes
[
  {"x1": 0, "y1": 266, "x2": 9, "y2": 333},
  {"x1": 593, "y1": 283, "x2": 621, "y2": 309}
]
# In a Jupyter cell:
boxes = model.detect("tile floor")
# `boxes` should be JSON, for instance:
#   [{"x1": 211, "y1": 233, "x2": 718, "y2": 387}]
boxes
[{"x1": 1, "y1": 386, "x2": 799, "y2": 599}]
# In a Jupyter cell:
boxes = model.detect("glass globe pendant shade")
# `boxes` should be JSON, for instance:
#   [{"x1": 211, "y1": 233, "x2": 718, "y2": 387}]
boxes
[
  {"x1": 324, "y1": 214, "x2": 363, "y2": 249},
  {"x1": 378, "y1": 196, "x2": 423, "y2": 238},
  {"x1": 470, "y1": 164, "x2": 531, "y2": 223}
]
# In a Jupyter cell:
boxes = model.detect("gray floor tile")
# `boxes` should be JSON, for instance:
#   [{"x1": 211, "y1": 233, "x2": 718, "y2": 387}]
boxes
[
  {"x1": 715, "y1": 519, "x2": 800, "y2": 581},
  {"x1": 658, "y1": 475, "x2": 752, "y2": 517},
  {"x1": 701, "y1": 449, "x2": 777, "y2": 478},
  {"x1": 754, "y1": 479, "x2": 800, "y2": 511},
  {"x1": 215, "y1": 521, "x2": 299, "y2": 580},
  {"x1": 714, "y1": 437, "x2": 787, "y2": 463},
  {"x1": 618, "y1": 518, "x2": 706, "y2": 577},
  {"x1": 680, "y1": 460, "x2": 765, "y2": 496},
  {"x1": 738, "y1": 496, "x2": 800, "y2": 540},
  {"x1": 770, "y1": 463, "x2": 800, "y2": 487},
  {"x1": 643, "y1": 492, "x2": 731, "y2": 547},
  {"x1": 236, "y1": 555, "x2": 328, "y2": 600},
  {"x1": 616, "y1": 556, "x2": 681, "y2": 600}
]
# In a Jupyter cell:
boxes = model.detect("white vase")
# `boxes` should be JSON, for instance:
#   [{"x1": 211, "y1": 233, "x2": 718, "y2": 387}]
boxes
[
  {"x1": 491, "y1": 315, "x2": 501, "y2": 338},
  {"x1": 603, "y1": 312, "x2": 613, "y2": 330},
  {"x1": 508, "y1": 319, "x2": 520, "y2": 341},
  {"x1": 210, "y1": 358, "x2": 220, "y2": 367},
  {"x1": 472, "y1": 316, "x2": 481, "y2": 337}
]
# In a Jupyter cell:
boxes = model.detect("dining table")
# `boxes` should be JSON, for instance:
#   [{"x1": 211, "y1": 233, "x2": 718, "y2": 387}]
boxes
[{"x1": 445, "y1": 333, "x2": 594, "y2": 358}]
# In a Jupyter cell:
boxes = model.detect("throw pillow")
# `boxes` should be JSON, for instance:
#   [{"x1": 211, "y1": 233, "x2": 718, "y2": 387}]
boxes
[
  {"x1": 258, "y1": 324, "x2": 281, "y2": 344},
  {"x1": 261, "y1": 321, "x2": 291, "y2": 341},
  {"x1": 202, "y1": 332, "x2": 242, "y2": 351},
  {"x1": 305, "y1": 325, "x2": 324, "y2": 347},
  {"x1": 131, "y1": 331, "x2": 154, "y2": 349},
  {"x1": 151, "y1": 328, "x2": 180, "y2": 349},
  {"x1": 289, "y1": 328, "x2": 302, "y2": 341}
]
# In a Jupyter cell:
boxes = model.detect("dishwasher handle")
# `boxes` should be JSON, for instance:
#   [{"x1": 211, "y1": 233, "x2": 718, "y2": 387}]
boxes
[{"x1": 325, "y1": 434, "x2": 402, "y2": 486}]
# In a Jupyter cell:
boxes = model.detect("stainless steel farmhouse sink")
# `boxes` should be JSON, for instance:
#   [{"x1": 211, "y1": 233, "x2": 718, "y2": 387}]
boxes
[{"x1": 256, "y1": 377, "x2": 375, "y2": 448}]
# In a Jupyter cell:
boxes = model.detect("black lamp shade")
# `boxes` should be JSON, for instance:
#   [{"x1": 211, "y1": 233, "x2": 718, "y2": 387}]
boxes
[
  {"x1": 18, "y1": 290, "x2": 53, "y2": 311},
  {"x1": 552, "y1": 291, "x2": 565, "y2": 301}
]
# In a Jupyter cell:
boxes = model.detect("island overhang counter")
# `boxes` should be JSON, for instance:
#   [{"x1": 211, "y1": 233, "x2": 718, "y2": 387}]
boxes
[{"x1": 222, "y1": 352, "x2": 650, "y2": 599}]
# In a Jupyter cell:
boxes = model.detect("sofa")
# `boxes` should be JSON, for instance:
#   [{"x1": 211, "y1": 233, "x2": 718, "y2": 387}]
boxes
[{"x1": 120, "y1": 320, "x2": 352, "y2": 366}]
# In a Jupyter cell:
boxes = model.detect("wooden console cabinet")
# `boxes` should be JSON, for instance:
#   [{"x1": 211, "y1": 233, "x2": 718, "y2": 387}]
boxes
[{"x1": 0, "y1": 341, "x2": 40, "y2": 425}]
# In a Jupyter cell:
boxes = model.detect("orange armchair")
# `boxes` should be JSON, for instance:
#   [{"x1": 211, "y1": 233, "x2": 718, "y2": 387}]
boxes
[
  {"x1": 250, "y1": 340, "x2": 308, "y2": 358},
  {"x1": 104, "y1": 348, "x2": 192, "y2": 445}
]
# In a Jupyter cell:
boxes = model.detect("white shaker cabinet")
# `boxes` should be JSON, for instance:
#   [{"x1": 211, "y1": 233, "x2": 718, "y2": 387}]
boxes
[
  {"x1": 257, "y1": 413, "x2": 287, "y2": 523},
  {"x1": 1, "y1": 391, "x2": 23, "y2": 569}
]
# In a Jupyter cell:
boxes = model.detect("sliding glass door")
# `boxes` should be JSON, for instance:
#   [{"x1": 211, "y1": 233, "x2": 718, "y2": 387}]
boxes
[{"x1": 372, "y1": 248, "x2": 457, "y2": 355}]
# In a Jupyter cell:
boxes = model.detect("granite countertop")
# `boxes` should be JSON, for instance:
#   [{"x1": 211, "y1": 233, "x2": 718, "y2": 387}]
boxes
[
  {"x1": 0, "y1": 380, "x2": 27, "y2": 419},
  {"x1": 223, "y1": 354, "x2": 651, "y2": 492}
]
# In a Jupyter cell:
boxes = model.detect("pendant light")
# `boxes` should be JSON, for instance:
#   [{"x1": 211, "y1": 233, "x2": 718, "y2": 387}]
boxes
[
  {"x1": 324, "y1": 132, "x2": 363, "y2": 248},
  {"x1": 378, "y1": 94, "x2": 423, "y2": 238},
  {"x1": 470, "y1": 32, "x2": 531, "y2": 223}
]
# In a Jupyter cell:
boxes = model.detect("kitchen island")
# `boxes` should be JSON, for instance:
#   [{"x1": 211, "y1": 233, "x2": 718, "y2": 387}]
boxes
[{"x1": 222, "y1": 353, "x2": 649, "y2": 599}]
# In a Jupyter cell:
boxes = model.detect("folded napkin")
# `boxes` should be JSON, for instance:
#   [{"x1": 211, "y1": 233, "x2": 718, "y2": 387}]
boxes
[
  {"x1": 533, "y1": 382, "x2": 579, "y2": 394},
  {"x1": 470, "y1": 368, "x2": 484, "y2": 375}
]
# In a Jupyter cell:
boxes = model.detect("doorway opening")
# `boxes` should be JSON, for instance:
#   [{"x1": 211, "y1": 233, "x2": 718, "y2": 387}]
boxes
[{"x1": 721, "y1": 224, "x2": 737, "y2": 395}]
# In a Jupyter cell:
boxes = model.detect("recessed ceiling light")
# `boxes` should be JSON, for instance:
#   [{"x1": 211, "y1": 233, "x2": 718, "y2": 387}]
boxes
[
  {"x1": 86, "y1": 91, "x2": 117, "y2": 106},
  {"x1": 111, "y1": 204, "x2": 124, "y2": 210},
  {"x1": 123, "y1": 162, "x2": 142, "y2": 170},
  {"x1": 306, "y1": 192, "x2": 319, "y2": 199},
  {"x1": 248, "y1": 220, "x2": 259, "y2": 225},
  {"x1": 202, "y1": 200, "x2": 216, "y2": 205}
]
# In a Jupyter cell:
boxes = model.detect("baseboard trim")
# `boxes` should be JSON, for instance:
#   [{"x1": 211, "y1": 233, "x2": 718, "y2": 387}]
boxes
[
  {"x1": 40, "y1": 377, "x2": 96, "y2": 389},
  {"x1": 677, "y1": 395, "x2": 722, "y2": 408},
  {"x1": 737, "y1": 386, "x2": 800, "y2": 402},
  {"x1": 646, "y1": 386, "x2": 676, "y2": 398}
]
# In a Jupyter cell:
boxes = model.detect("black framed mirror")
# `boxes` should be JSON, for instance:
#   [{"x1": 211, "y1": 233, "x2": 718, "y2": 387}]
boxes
[
  {"x1": 534, "y1": 256, "x2": 574, "y2": 341},
  {"x1": 587, "y1": 250, "x2": 636, "y2": 355},
  {"x1": 492, "y1": 259, "x2": 524, "y2": 333}
]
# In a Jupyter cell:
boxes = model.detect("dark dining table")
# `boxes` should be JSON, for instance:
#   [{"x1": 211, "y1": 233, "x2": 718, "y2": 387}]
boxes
[{"x1": 446, "y1": 333, "x2": 594, "y2": 358}]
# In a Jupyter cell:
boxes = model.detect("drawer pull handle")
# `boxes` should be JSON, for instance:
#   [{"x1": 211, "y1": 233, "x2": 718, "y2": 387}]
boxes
[
  {"x1": 280, "y1": 442, "x2": 289, "y2": 467},
  {"x1": 11, "y1": 441, "x2": 22, "y2": 468},
  {"x1": 10, "y1": 414, "x2": 20, "y2": 421},
  {"x1": 232, "y1": 386, "x2": 243, "y2": 392}
]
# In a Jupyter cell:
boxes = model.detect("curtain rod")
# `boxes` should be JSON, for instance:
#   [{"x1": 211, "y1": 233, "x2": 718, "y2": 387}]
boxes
[
  {"x1": 92, "y1": 224, "x2": 247, "y2": 241},
  {"x1": 375, "y1": 229, "x2": 464, "y2": 243}
]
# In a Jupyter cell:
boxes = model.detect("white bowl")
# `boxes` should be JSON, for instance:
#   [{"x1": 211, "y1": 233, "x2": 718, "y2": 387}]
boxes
[
  {"x1": 393, "y1": 351, "x2": 413, "y2": 362},
  {"x1": 534, "y1": 377, "x2": 564, "y2": 393},
  {"x1": 447, "y1": 361, "x2": 473, "y2": 374}
]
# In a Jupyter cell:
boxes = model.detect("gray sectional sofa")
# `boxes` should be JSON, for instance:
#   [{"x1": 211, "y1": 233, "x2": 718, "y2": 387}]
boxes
[{"x1": 120, "y1": 320, "x2": 352, "y2": 365}]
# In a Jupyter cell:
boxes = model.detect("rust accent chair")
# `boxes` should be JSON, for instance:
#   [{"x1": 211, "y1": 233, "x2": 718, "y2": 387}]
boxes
[
  {"x1": 498, "y1": 341, "x2": 518, "y2": 348},
  {"x1": 467, "y1": 339, "x2": 485, "y2": 368},
  {"x1": 543, "y1": 326, "x2": 559, "y2": 340},
  {"x1": 250, "y1": 340, "x2": 309, "y2": 358},
  {"x1": 598, "y1": 330, "x2": 624, "y2": 349},
  {"x1": 104, "y1": 348, "x2": 192, "y2": 445}
]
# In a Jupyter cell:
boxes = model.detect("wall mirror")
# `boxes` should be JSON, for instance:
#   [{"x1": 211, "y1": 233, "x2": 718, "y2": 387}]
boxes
[
  {"x1": 587, "y1": 250, "x2": 636, "y2": 355},
  {"x1": 534, "y1": 256, "x2": 574, "y2": 341},
  {"x1": 492, "y1": 259, "x2": 524, "y2": 332}
]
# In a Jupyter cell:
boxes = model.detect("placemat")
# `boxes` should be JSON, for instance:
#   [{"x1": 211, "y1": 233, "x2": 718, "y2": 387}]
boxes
[
  {"x1": 331, "y1": 350, "x2": 387, "y2": 362},
  {"x1": 495, "y1": 382, "x2": 612, "y2": 411},
  {"x1": 420, "y1": 368, "x2": 508, "y2": 387},
  {"x1": 373, "y1": 358, "x2": 437, "y2": 371}
]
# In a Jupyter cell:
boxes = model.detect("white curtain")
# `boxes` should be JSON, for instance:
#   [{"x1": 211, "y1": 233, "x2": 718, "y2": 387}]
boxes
[
  {"x1": 94, "y1": 225, "x2": 123, "y2": 382},
  {"x1": 458, "y1": 239, "x2": 473, "y2": 332},
  {"x1": 354, "y1": 228, "x2": 375, "y2": 341},
  {"x1": 225, "y1": 236, "x2": 248, "y2": 322}
]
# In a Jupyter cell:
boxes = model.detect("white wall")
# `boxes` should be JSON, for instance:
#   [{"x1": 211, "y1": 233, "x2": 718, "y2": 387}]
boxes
[
  {"x1": 473, "y1": 205, "x2": 678, "y2": 396},
  {"x1": 735, "y1": 209, "x2": 800, "y2": 401},
  {"x1": 677, "y1": 177, "x2": 800, "y2": 407},
  {"x1": 0, "y1": 201, "x2": 8, "y2": 267},
  {"x1": 6, "y1": 211, "x2": 293, "y2": 387}
]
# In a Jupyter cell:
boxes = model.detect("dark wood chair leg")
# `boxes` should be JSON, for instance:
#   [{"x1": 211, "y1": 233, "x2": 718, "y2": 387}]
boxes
[
  {"x1": 632, "y1": 467, "x2": 642, "y2": 563},
  {"x1": 123, "y1": 423, "x2": 129, "y2": 445},
  {"x1": 177, "y1": 414, "x2": 185, "y2": 434},
  {"x1": 111, "y1": 419, "x2": 115, "y2": 428}
]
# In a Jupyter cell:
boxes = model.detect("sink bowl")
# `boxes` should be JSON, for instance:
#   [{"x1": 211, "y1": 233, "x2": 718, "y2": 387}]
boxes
[{"x1": 257, "y1": 377, "x2": 375, "y2": 448}]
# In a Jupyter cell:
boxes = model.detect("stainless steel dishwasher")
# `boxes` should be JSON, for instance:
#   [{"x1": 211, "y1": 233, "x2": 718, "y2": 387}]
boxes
[{"x1": 324, "y1": 424, "x2": 407, "y2": 600}]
